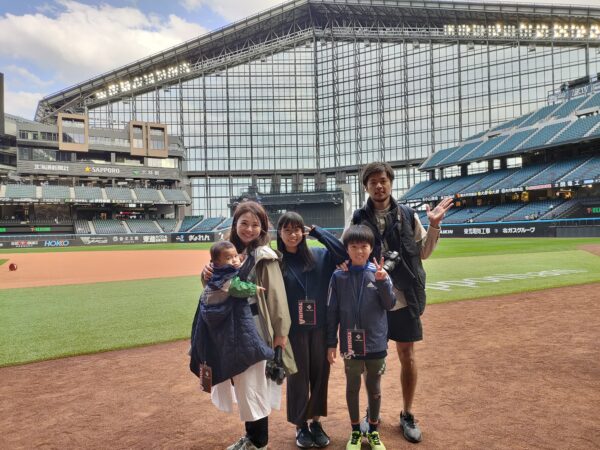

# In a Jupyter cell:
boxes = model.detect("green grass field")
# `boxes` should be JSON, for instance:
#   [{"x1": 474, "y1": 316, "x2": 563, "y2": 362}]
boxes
[{"x1": 1, "y1": 237, "x2": 599, "y2": 367}]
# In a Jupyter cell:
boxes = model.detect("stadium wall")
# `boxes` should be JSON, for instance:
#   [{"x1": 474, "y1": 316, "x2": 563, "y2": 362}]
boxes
[{"x1": 0, "y1": 232, "x2": 217, "y2": 248}]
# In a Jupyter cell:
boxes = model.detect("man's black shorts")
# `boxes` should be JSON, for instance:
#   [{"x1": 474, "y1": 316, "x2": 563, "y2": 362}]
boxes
[{"x1": 387, "y1": 307, "x2": 423, "y2": 342}]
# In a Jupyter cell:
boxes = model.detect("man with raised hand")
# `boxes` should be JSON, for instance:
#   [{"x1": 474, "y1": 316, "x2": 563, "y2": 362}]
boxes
[{"x1": 351, "y1": 162, "x2": 452, "y2": 444}]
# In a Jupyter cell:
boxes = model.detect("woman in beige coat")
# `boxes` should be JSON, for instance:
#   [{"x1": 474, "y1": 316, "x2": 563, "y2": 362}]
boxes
[{"x1": 202, "y1": 201, "x2": 296, "y2": 450}]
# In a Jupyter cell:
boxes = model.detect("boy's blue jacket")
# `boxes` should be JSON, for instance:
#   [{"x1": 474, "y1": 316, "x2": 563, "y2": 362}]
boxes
[
  {"x1": 189, "y1": 267, "x2": 274, "y2": 385},
  {"x1": 326, "y1": 262, "x2": 395, "y2": 356}
]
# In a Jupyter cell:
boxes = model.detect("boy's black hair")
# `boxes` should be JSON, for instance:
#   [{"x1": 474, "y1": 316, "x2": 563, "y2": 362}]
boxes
[
  {"x1": 342, "y1": 225, "x2": 374, "y2": 248},
  {"x1": 361, "y1": 161, "x2": 395, "y2": 187},
  {"x1": 210, "y1": 240, "x2": 236, "y2": 263}
]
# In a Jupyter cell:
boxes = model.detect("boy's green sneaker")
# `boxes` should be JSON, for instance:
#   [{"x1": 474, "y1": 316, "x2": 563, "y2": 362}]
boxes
[
  {"x1": 367, "y1": 431, "x2": 386, "y2": 450},
  {"x1": 346, "y1": 431, "x2": 363, "y2": 450}
]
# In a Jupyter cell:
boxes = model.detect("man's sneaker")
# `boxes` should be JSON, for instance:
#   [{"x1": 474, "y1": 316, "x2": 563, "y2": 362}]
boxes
[
  {"x1": 367, "y1": 431, "x2": 386, "y2": 450},
  {"x1": 346, "y1": 431, "x2": 363, "y2": 450},
  {"x1": 310, "y1": 421, "x2": 330, "y2": 447},
  {"x1": 296, "y1": 424, "x2": 314, "y2": 448},
  {"x1": 400, "y1": 411, "x2": 422, "y2": 443}
]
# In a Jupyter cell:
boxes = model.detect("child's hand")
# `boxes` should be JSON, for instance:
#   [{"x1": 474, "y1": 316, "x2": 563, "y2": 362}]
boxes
[
  {"x1": 373, "y1": 257, "x2": 388, "y2": 281},
  {"x1": 256, "y1": 286, "x2": 266, "y2": 293},
  {"x1": 327, "y1": 348, "x2": 337, "y2": 365},
  {"x1": 202, "y1": 263, "x2": 214, "y2": 281},
  {"x1": 336, "y1": 260, "x2": 350, "y2": 272}
]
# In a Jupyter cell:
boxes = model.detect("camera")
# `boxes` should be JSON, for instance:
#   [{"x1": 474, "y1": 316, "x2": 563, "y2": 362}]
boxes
[
  {"x1": 265, "y1": 346, "x2": 286, "y2": 385},
  {"x1": 382, "y1": 250, "x2": 400, "y2": 273}
]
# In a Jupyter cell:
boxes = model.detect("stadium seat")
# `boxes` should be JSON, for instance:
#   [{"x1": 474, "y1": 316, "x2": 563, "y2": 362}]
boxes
[
  {"x1": 41, "y1": 185, "x2": 71, "y2": 201},
  {"x1": 558, "y1": 156, "x2": 600, "y2": 183},
  {"x1": 73, "y1": 186, "x2": 103, "y2": 202},
  {"x1": 189, "y1": 217, "x2": 225, "y2": 231},
  {"x1": 133, "y1": 188, "x2": 162, "y2": 203},
  {"x1": 92, "y1": 220, "x2": 128, "y2": 234},
  {"x1": 157, "y1": 219, "x2": 177, "y2": 232},
  {"x1": 5, "y1": 184, "x2": 37, "y2": 199},
  {"x1": 105, "y1": 187, "x2": 134, "y2": 202},
  {"x1": 180, "y1": 216, "x2": 204, "y2": 231},
  {"x1": 125, "y1": 220, "x2": 162, "y2": 233}
]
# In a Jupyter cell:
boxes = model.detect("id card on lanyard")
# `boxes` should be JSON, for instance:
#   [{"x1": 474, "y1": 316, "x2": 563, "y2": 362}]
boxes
[
  {"x1": 199, "y1": 363, "x2": 212, "y2": 393},
  {"x1": 289, "y1": 266, "x2": 316, "y2": 326},
  {"x1": 347, "y1": 329, "x2": 366, "y2": 356},
  {"x1": 298, "y1": 299, "x2": 316, "y2": 325}
]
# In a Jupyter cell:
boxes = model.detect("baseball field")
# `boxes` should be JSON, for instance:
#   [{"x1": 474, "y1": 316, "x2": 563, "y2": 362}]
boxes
[{"x1": 1, "y1": 237, "x2": 599, "y2": 449}]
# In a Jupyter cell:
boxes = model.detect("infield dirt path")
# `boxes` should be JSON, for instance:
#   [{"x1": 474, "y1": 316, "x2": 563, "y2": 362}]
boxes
[
  {"x1": 1, "y1": 283, "x2": 599, "y2": 450},
  {"x1": 0, "y1": 250, "x2": 210, "y2": 289}
]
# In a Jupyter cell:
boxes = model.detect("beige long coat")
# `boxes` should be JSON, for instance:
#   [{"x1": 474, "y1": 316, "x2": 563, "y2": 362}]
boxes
[{"x1": 251, "y1": 245, "x2": 297, "y2": 375}]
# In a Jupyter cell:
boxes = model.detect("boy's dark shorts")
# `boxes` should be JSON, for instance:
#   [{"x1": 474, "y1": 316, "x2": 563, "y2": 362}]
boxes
[{"x1": 387, "y1": 307, "x2": 423, "y2": 342}]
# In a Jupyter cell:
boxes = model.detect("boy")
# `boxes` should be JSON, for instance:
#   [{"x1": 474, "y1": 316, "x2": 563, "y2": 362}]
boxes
[
  {"x1": 202, "y1": 240, "x2": 264, "y2": 305},
  {"x1": 327, "y1": 225, "x2": 396, "y2": 450}
]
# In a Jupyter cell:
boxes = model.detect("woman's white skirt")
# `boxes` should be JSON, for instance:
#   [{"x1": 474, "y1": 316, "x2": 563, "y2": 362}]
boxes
[{"x1": 211, "y1": 360, "x2": 282, "y2": 422}]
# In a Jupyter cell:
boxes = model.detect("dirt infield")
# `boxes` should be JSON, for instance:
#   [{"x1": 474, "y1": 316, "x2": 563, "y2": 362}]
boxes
[
  {"x1": 1, "y1": 283, "x2": 599, "y2": 450},
  {"x1": 581, "y1": 244, "x2": 600, "y2": 257},
  {"x1": 0, "y1": 250, "x2": 210, "y2": 289}
]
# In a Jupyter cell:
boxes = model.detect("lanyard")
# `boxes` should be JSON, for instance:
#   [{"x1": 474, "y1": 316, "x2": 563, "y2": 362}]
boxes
[
  {"x1": 288, "y1": 264, "x2": 309, "y2": 300},
  {"x1": 351, "y1": 270, "x2": 366, "y2": 329}
]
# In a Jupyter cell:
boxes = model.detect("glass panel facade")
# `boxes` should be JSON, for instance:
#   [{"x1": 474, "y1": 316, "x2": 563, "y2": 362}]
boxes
[{"x1": 88, "y1": 38, "x2": 596, "y2": 216}]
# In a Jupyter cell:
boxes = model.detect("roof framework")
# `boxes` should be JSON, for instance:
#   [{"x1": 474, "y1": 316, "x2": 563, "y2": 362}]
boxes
[{"x1": 35, "y1": 0, "x2": 600, "y2": 122}]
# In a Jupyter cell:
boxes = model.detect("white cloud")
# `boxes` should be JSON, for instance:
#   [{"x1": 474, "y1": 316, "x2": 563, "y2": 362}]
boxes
[
  {"x1": 4, "y1": 90, "x2": 46, "y2": 120},
  {"x1": 5, "y1": 65, "x2": 54, "y2": 89},
  {"x1": 0, "y1": 1, "x2": 207, "y2": 86},
  {"x1": 181, "y1": 0, "x2": 204, "y2": 11},
  {"x1": 180, "y1": 0, "x2": 283, "y2": 21},
  {"x1": 0, "y1": 1, "x2": 208, "y2": 119}
]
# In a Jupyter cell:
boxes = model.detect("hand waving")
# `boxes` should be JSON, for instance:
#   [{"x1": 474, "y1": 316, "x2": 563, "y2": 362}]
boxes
[
  {"x1": 373, "y1": 257, "x2": 388, "y2": 281},
  {"x1": 426, "y1": 197, "x2": 453, "y2": 228}
]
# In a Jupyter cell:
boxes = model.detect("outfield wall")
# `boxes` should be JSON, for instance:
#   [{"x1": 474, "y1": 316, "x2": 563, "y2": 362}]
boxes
[
  {"x1": 0, "y1": 232, "x2": 217, "y2": 248},
  {"x1": 0, "y1": 218, "x2": 598, "y2": 248},
  {"x1": 325, "y1": 218, "x2": 600, "y2": 238}
]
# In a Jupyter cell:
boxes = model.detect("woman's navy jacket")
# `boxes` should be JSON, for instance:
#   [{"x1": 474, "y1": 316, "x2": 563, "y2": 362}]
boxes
[{"x1": 189, "y1": 270, "x2": 274, "y2": 385}]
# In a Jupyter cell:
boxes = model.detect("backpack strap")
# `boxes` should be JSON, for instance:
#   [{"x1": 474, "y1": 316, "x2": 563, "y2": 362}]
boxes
[{"x1": 398, "y1": 204, "x2": 416, "y2": 231}]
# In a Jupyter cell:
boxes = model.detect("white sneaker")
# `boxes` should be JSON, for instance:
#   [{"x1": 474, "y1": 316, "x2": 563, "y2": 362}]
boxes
[
  {"x1": 226, "y1": 437, "x2": 248, "y2": 450},
  {"x1": 242, "y1": 440, "x2": 266, "y2": 450},
  {"x1": 226, "y1": 436, "x2": 266, "y2": 450}
]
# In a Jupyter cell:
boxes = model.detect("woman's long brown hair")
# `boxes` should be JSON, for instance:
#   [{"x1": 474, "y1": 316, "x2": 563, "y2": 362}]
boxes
[{"x1": 229, "y1": 201, "x2": 271, "y2": 253}]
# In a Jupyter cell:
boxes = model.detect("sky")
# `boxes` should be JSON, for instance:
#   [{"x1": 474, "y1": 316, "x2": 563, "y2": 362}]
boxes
[{"x1": 1, "y1": 0, "x2": 599, "y2": 120}]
